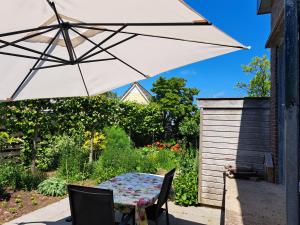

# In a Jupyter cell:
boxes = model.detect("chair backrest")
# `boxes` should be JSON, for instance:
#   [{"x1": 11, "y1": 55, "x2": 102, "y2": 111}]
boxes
[
  {"x1": 68, "y1": 185, "x2": 115, "y2": 225},
  {"x1": 156, "y1": 168, "x2": 176, "y2": 209}
]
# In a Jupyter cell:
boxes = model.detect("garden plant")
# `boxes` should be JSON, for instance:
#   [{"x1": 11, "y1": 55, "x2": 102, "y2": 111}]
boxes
[{"x1": 0, "y1": 77, "x2": 200, "y2": 211}]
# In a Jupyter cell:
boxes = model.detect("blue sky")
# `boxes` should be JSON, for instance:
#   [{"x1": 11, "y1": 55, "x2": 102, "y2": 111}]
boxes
[{"x1": 113, "y1": 0, "x2": 270, "y2": 98}]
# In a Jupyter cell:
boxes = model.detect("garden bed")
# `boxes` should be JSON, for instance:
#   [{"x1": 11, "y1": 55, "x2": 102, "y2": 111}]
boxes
[{"x1": 0, "y1": 190, "x2": 63, "y2": 224}]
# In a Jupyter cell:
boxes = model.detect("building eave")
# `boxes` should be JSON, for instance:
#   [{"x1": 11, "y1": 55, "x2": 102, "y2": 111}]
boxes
[{"x1": 257, "y1": 0, "x2": 272, "y2": 15}]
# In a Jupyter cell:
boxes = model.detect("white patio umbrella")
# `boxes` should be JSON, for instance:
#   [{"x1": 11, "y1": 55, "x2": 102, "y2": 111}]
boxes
[{"x1": 0, "y1": 0, "x2": 247, "y2": 101}]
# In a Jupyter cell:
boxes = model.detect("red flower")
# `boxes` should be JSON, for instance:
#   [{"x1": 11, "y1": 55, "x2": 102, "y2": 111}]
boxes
[{"x1": 171, "y1": 144, "x2": 180, "y2": 152}]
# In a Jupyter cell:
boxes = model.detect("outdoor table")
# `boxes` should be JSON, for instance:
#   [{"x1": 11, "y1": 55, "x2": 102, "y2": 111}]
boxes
[{"x1": 97, "y1": 172, "x2": 164, "y2": 225}]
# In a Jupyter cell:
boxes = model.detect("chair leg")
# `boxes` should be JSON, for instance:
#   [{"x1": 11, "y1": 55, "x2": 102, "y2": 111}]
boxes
[
  {"x1": 121, "y1": 214, "x2": 125, "y2": 221},
  {"x1": 132, "y1": 212, "x2": 135, "y2": 225},
  {"x1": 165, "y1": 203, "x2": 170, "y2": 225},
  {"x1": 65, "y1": 216, "x2": 72, "y2": 222}
]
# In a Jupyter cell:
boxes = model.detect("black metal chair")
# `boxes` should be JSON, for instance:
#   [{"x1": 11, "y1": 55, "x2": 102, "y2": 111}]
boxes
[
  {"x1": 145, "y1": 168, "x2": 176, "y2": 225},
  {"x1": 67, "y1": 184, "x2": 131, "y2": 225}
]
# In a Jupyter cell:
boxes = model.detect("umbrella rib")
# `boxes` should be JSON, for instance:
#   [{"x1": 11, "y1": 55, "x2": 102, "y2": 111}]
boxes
[
  {"x1": 68, "y1": 32, "x2": 90, "y2": 97},
  {"x1": 10, "y1": 29, "x2": 61, "y2": 100},
  {"x1": 75, "y1": 62, "x2": 90, "y2": 97},
  {"x1": 70, "y1": 22, "x2": 212, "y2": 26},
  {"x1": 0, "y1": 38, "x2": 68, "y2": 63},
  {"x1": 31, "y1": 63, "x2": 69, "y2": 70},
  {"x1": 0, "y1": 25, "x2": 59, "y2": 38},
  {"x1": 0, "y1": 27, "x2": 57, "y2": 50},
  {"x1": 0, "y1": 51, "x2": 63, "y2": 63},
  {"x1": 70, "y1": 27, "x2": 149, "y2": 78},
  {"x1": 77, "y1": 25, "x2": 127, "y2": 62},
  {"x1": 80, "y1": 34, "x2": 138, "y2": 62},
  {"x1": 32, "y1": 58, "x2": 116, "y2": 70},
  {"x1": 79, "y1": 58, "x2": 116, "y2": 64},
  {"x1": 74, "y1": 24, "x2": 246, "y2": 49}
]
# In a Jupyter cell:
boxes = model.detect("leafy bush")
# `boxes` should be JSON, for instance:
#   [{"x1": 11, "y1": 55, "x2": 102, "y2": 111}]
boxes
[
  {"x1": 82, "y1": 131, "x2": 105, "y2": 160},
  {"x1": 19, "y1": 171, "x2": 45, "y2": 191},
  {"x1": 135, "y1": 148, "x2": 157, "y2": 174},
  {"x1": 0, "y1": 175, "x2": 5, "y2": 195},
  {"x1": 173, "y1": 149, "x2": 198, "y2": 206},
  {"x1": 93, "y1": 127, "x2": 140, "y2": 182},
  {"x1": 173, "y1": 170, "x2": 198, "y2": 206},
  {"x1": 0, "y1": 132, "x2": 22, "y2": 150},
  {"x1": 35, "y1": 135, "x2": 61, "y2": 171},
  {"x1": 0, "y1": 161, "x2": 45, "y2": 194},
  {"x1": 101, "y1": 127, "x2": 138, "y2": 171},
  {"x1": 37, "y1": 177, "x2": 67, "y2": 197},
  {"x1": 136, "y1": 147, "x2": 179, "y2": 172},
  {"x1": 56, "y1": 135, "x2": 90, "y2": 181},
  {"x1": 83, "y1": 131, "x2": 105, "y2": 152},
  {"x1": 92, "y1": 160, "x2": 127, "y2": 183}
]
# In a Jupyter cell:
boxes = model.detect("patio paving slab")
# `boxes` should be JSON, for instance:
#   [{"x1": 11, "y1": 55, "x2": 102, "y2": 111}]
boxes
[
  {"x1": 225, "y1": 178, "x2": 286, "y2": 225},
  {"x1": 3, "y1": 198, "x2": 221, "y2": 225}
]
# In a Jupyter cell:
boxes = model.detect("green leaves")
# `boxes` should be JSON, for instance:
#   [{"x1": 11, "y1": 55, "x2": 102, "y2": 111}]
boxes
[
  {"x1": 0, "y1": 161, "x2": 45, "y2": 194},
  {"x1": 173, "y1": 148, "x2": 198, "y2": 206},
  {"x1": 174, "y1": 170, "x2": 198, "y2": 206},
  {"x1": 101, "y1": 126, "x2": 138, "y2": 171},
  {"x1": 37, "y1": 177, "x2": 67, "y2": 197},
  {"x1": 56, "y1": 135, "x2": 90, "y2": 181},
  {"x1": 151, "y1": 77, "x2": 199, "y2": 139},
  {"x1": 236, "y1": 55, "x2": 271, "y2": 97}
]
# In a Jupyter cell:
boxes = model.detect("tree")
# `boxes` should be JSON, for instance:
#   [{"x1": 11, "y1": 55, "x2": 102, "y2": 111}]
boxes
[
  {"x1": 118, "y1": 101, "x2": 164, "y2": 145},
  {"x1": 179, "y1": 110, "x2": 200, "y2": 148},
  {"x1": 151, "y1": 77, "x2": 199, "y2": 139},
  {"x1": 5, "y1": 99, "x2": 53, "y2": 174},
  {"x1": 236, "y1": 55, "x2": 271, "y2": 97},
  {"x1": 52, "y1": 95, "x2": 118, "y2": 163}
]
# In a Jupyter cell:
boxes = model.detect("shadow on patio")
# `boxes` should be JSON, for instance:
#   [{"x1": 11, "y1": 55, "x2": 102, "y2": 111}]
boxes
[
  {"x1": 4, "y1": 199, "x2": 222, "y2": 225},
  {"x1": 13, "y1": 216, "x2": 209, "y2": 225}
]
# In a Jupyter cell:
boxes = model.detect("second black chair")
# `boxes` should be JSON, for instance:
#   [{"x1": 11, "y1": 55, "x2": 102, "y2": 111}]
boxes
[
  {"x1": 68, "y1": 185, "x2": 131, "y2": 225},
  {"x1": 145, "y1": 168, "x2": 176, "y2": 225}
]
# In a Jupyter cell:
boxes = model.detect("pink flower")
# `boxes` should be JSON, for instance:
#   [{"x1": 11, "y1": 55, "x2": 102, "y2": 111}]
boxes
[{"x1": 137, "y1": 198, "x2": 150, "y2": 207}]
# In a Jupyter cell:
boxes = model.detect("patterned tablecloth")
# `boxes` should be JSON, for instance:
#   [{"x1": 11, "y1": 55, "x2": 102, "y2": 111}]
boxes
[{"x1": 98, "y1": 173, "x2": 164, "y2": 225}]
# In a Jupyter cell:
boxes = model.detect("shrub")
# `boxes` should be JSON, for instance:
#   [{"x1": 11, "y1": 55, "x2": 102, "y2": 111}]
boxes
[
  {"x1": 0, "y1": 132, "x2": 22, "y2": 150},
  {"x1": 136, "y1": 147, "x2": 179, "y2": 172},
  {"x1": 92, "y1": 160, "x2": 127, "y2": 183},
  {"x1": 0, "y1": 161, "x2": 45, "y2": 193},
  {"x1": 38, "y1": 177, "x2": 67, "y2": 197},
  {"x1": 19, "y1": 171, "x2": 45, "y2": 191},
  {"x1": 173, "y1": 148, "x2": 198, "y2": 206},
  {"x1": 173, "y1": 170, "x2": 198, "y2": 206},
  {"x1": 0, "y1": 176, "x2": 5, "y2": 195},
  {"x1": 56, "y1": 135, "x2": 90, "y2": 181},
  {"x1": 0, "y1": 161, "x2": 17, "y2": 192},
  {"x1": 92, "y1": 127, "x2": 140, "y2": 182},
  {"x1": 135, "y1": 148, "x2": 157, "y2": 174},
  {"x1": 82, "y1": 131, "x2": 105, "y2": 159},
  {"x1": 101, "y1": 127, "x2": 138, "y2": 171},
  {"x1": 36, "y1": 135, "x2": 60, "y2": 171}
]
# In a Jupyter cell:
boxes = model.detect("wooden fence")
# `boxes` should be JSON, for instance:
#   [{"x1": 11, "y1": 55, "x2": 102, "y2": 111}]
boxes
[
  {"x1": 0, "y1": 146, "x2": 21, "y2": 159},
  {"x1": 197, "y1": 98, "x2": 271, "y2": 207}
]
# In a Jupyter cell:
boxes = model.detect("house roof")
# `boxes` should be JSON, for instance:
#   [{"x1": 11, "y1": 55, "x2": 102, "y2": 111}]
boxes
[{"x1": 121, "y1": 82, "x2": 152, "y2": 103}]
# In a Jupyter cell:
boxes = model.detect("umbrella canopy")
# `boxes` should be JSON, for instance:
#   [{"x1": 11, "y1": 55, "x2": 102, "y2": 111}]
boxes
[{"x1": 0, "y1": 0, "x2": 247, "y2": 101}]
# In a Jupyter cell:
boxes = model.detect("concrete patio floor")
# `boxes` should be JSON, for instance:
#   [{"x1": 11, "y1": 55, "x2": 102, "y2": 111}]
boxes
[
  {"x1": 3, "y1": 198, "x2": 222, "y2": 225},
  {"x1": 225, "y1": 178, "x2": 285, "y2": 225}
]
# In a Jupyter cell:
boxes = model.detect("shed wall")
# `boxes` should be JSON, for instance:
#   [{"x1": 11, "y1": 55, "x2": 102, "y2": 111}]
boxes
[{"x1": 198, "y1": 98, "x2": 271, "y2": 207}]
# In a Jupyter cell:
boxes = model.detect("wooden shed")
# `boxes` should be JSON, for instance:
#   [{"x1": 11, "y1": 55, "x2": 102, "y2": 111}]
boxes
[{"x1": 197, "y1": 98, "x2": 271, "y2": 207}]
